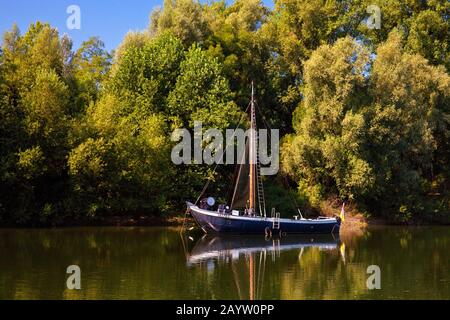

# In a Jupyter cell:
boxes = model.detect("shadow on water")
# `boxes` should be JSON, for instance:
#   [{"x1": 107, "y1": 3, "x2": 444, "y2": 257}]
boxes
[{"x1": 0, "y1": 226, "x2": 448, "y2": 299}]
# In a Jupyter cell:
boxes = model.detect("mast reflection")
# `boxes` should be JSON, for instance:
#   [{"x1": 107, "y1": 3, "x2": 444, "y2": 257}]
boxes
[{"x1": 182, "y1": 234, "x2": 343, "y2": 300}]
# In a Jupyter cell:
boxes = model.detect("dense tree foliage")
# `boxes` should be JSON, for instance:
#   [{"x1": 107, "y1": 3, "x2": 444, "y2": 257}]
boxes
[
  {"x1": 0, "y1": 1, "x2": 449, "y2": 225},
  {"x1": 282, "y1": 32, "x2": 450, "y2": 221}
]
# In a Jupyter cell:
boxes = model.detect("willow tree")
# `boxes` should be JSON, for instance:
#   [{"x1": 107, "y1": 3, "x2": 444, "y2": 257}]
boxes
[
  {"x1": 72, "y1": 37, "x2": 112, "y2": 106},
  {"x1": 405, "y1": 8, "x2": 449, "y2": 70},
  {"x1": 0, "y1": 22, "x2": 114, "y2": 224},
  {"x1": 283, "y1": 31, "x2": 450, "y2": 220},
  {"x1": 263, "y1": 0, "x2": 448, "y2": 71},
  {"x1": 282, "y1": 37, "x2": 371, "y2": 206},
  {"x1": 0, "y1": 23, "x2": 74, "y2": 223},
  {"x1": 366, "y1": 30, "x2": 450, "y2": 219},
  {"x1": 150, "y1": 0, "x2": 210, "y2": 46}
]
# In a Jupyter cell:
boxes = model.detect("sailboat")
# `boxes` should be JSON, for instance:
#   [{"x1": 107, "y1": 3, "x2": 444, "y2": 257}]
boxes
[{"x1": 186, "y1": 84, "x2": 341, "y2": 235}]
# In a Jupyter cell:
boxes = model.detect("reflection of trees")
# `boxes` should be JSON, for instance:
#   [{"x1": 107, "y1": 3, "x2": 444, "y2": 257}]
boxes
[
  {"x1": 0, "y1": 227, "x2": 448, "y2": 299},
  {"x1": 189, "y1": 227, "x2": 449, "y2": 300},
  {"x1": 277, "y1": 227, "x2": 449, "y2": 300},
  {"x1": 0, "y1": 227, "x2": 190, "y2": 299},
  {"x1": 279, "y1": 247, "x2": 367, "y2": 299}
]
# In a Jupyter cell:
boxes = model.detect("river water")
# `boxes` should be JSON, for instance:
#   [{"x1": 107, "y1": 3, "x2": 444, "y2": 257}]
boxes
[{"x1": 0, "y1": 226, "x2": 448, "y2": 299}]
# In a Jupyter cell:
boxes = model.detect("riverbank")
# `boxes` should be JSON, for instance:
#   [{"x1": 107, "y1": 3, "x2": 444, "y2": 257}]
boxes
[
  {"x1": 0, "y1": 215, "x2": 186, "y2": 229},
  {"x1": 0, "y1": 213, "x2": 447, "y2": 229},
  {"x1": 66, "y1": 215, "x2": 186, "y2": 227},
  {"x1": 1, "y1": 201, "x2": 448, "y2": 229}
]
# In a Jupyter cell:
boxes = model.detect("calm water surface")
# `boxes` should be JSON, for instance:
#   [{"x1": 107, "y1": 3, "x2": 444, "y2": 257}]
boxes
[{"x1": 0, "y1": 226, "x2": 448, "y2": 299}]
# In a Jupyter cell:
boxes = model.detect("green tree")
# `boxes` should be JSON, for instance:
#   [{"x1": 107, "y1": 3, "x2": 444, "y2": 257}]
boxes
[
  {"x1": 0, "y1": 23, "x2": 75, "y2": 223},
  {"x1": 1, "y1": 1, "x2": 449, "y2": 225},
  {"x1": 110, "y1": 32, "x2": 185, "y2": 118},
  {"x1": 282, "y1": 37, "x2": 371, "y2": 206},
  {"x1": 70, "y1": 31, "x2": 241, "y2": 215},
  {"x1": 150, "y1": 0, "x2": 210, "y2": 46},
  {"x1": 68, "y1": 113, "x2": 173, "y2": 216},
  {"x1": 367, "y1": 30, "x2": 450, "y2": 218},
  {"x1": 406, "y1": 9, "x2": 449, "y2": 70},
  {"x1": 283, "y1": 31, "x2": 450, "y2": 219},
  {"x1": 72, "y1": 37, "x2": 112, "y2": 106},
  {"x1": 148, "y1": 1, "x2": 294, "y2": 131},
  {"x1": 167, "y1": 45, "x2": 241, "y2": 129}
]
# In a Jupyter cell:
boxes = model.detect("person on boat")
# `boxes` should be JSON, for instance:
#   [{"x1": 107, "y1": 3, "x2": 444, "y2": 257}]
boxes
[
  {"x1": 199, "y1": 198, "x2": 211, "y2": 210},
  {"x1": 245, "y1": 200, "x2": 250, "y2": 216}
]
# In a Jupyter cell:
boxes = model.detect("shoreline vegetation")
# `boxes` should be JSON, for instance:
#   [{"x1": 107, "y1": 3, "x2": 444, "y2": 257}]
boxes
[
  {"x1": 1, "y1": 205, "x2": 448, "y2": 229},
  {"x1": 1, "y1": 1, "x2": 450, "y2": 227}
]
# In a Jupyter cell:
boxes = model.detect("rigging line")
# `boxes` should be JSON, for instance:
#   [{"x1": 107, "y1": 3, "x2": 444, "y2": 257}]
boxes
[
  {"x1": 226, "y1": 159, "x2": 240, "y2": 205},
  {"x1": 178, "y1": 231, "x2": 190, "y2": 260},
  {"x1": 231, "y1": 262, "x2": 243, "y2": 300},
  {"x1": 254, "y1": 100, "x2": 272, "y2": 135},
  {"x1": 180, "y1": 207, "x2": 191, "y2": 233},
  {"x1": 194, "y1": 102, "x2": 251, "y2": 205},
  {"x1": 256, "y1": 249, "x2": 264, "y2": 299}
]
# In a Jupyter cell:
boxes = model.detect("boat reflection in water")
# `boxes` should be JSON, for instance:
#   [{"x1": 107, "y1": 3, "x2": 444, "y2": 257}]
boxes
[
  {"x1": 186, "y1": 234, "x2": 341, "y2": 265},
  {"x1": 183, "y1": 234, "x2": 344, "y2": 300}
]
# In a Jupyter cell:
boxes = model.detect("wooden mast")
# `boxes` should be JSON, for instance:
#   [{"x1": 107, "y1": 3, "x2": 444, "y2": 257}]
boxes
[
  {"x1": 249, "y1": 84, "x2": 256, "y2": 299},
  {"x1": 249, "y1": 82, "x2": 255, "y2": 215}
]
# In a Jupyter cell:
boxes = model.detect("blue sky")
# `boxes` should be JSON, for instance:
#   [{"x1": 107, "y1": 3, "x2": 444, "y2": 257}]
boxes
[{"x1": 1, "y1": 0, "x2": 274, "y2": 52}]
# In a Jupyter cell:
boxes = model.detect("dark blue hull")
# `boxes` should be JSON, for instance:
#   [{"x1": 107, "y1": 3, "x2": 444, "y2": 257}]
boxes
[{"x1": 188, "y1": 203, "x2": 340, "y2": 235}]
